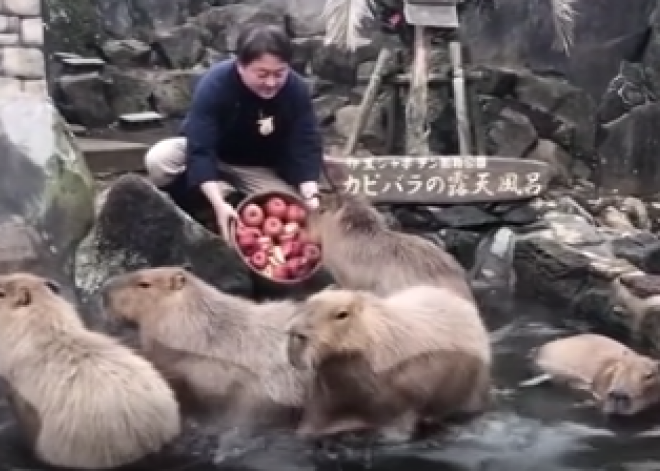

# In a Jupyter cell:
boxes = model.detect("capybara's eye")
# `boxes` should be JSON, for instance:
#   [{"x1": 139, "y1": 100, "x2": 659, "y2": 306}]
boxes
[
  {"x1": 335, "y1": 310, "x2": 349, "y2": 320},
  {"x1": 645, "y1": 371, "x2": 657, "y2": 381},
  {"x1": 137, "y1": 281, "x2": 151, "y2": 289},
  {"x1": 45, "y1": 280, "x2": 60, "y2": 294}
]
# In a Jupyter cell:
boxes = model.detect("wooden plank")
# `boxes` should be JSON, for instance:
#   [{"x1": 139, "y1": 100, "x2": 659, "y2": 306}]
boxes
[
  {"x1": 323, "y1": 155, "x2": 552, "y2": 204},
  {"x1": 356, "y1": 71, "x2": 485, "y2": 85},
  {"x1": 405, "y1": 26, "x2": 430, "y2": 155},
  {"x1": 119, "y1": 112, "x2": 163, "y2": 123}
]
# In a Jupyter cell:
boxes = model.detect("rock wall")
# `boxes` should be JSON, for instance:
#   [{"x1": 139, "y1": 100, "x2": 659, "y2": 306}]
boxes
[
  {"x1": 43, "y1": 0, "x2": 660, "y2": 196},
  {"x1": 0, "y1": 0, "x2": 47, "y2": 96}
]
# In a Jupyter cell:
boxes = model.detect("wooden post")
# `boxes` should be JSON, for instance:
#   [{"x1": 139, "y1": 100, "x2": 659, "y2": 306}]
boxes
[
  {"x1": 405, "y1": 26, "x2": 430, "y2": 156},
  {"x1": 343, "y1": 48, "x2": 393, "y2": 156},
  {"x1": 449, "y1": 40, "x2": 471, "y2": 155}
]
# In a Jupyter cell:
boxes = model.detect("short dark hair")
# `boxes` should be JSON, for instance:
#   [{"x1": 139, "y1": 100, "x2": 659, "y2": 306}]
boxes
[{"x1": 235, "y1": 23, "x2": 293, "y2": 65}]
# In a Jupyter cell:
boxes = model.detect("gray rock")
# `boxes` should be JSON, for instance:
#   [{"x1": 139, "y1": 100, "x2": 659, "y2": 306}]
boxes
[
  {"x1": 107, "y1": 68, "x2": 155, "y2": 116},
  {"x1": 54, "y1": 72, "x2": 115, "y2": 127},
  {"x1": 598, "y1": 102, "x2": 660, "y2": 196},
  {"x1": 333, "y1": 103, "x2": 387, "y2": 152},
  {"x1": 483, "y1": 101, "x2": 538, "y2": 157},
  {"x1": 101, "y1": 39, "x2": 153, "y2": 67},
  {"x1": 283, "y1": 0, "x2": 326, "y2": 37},
  {"x1": 513, "y1": 71, "x2": 597, "y2": 160},
  {"x1": 610, "y1": 232, "x2": 660, "y2": 273},
  {"x1": 95, "y1": 0, "x2": 190, "y2": 40},
  {"x1": 74, "y1": 173, "x2": 253, "y2": 328},
  {"x1": 313, "y1": 94, "x2": 350, "y2": 126},
  {"x1": 151, "y1": 70, "x2": 202, "y2": 117},
  {"x1": 194, "y1": 4, "x2": 286, "y2": 52},
  {"x1": 462, "y1": 0, "x2": 654, "y2": 99},
  {"x1": 597, "y1": 61, "x2": 655, "y2": 124},
  {"x1": 526, "y1": 139, "x2": 573, "y2": 187},
  {"x1": 0, "y1": 96, "x2": 95, "y2": 302},
  {"x1": 153, "y1": 23, "x2": 206, "y2": 69}
]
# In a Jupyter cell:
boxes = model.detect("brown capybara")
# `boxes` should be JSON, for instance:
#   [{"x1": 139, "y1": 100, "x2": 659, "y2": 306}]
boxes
[
  {"x1": 0, "y1": 273, "x2": 181, "y2": 469},
  {"x1": 531, "y1": 333, "x2": 660, "y2": 416},
  {"x1": 307, "y1": 192, "x2": 474, "y2": 300},
  {"x1": 101, "y1": 266, "x2": 311, "y2": 429},
  {"x1": 286, "y1": 284, "x2": 492, "y2": 442}
]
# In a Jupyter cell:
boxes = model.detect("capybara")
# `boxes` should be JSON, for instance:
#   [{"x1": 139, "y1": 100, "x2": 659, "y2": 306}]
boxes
[
  {"x1": 286, "y1": 284, "x2": 492, "y2": 441},
  {"x1": 0, "y1": 273, "x2": 181, "y2": 469},
  {"x1": 101, "y1": 266, "x2": 310, "y2": 429},
  {"x1": 307, "y1": 192, "x2": 474, "y2": 300},
  {"x1": 531, "y1": 333, "x2": 660, "y2": 416}
]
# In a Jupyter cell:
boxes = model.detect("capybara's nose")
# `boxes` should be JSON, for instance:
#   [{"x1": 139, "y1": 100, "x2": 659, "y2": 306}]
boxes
[{"x1": 607, "y1": 390, "x2": 632, "y2": 411}]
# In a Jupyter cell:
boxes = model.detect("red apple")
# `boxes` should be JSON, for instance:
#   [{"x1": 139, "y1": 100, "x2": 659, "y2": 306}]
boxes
[
  {"x1": 257, "y1": 236, "x2": 273, "y2": 251},
  {"x1": 282, "y1": 221, "x2": 300, "y2": 235},
  {"x1": 236, "y1": 225, "x2": 261, "y2": 238},
  {"x1": 302, "y1": 243, "x2": 322, "y2": 262},
  {"x1": 264, "y1": 197, "x2": 288, "y2": 219},
  {"x1": 237, "y1": 234, "x2": 258, "y2": 254},
  {"x1": 263, "y1": 217, "x2": 283, "y2": 237},
  {"x1": 250, "y1": 251, "x2": 268, "y2": 269},
  {"x1": 286, "y1": 204, "x2": 307, "y2": 223},
  {"x1": 282, "y1": 240, "x2": 302, "y2": 258},
  {"x1": 285, "y1": 256, "x2": 304, "y2": 275},
  {"x1": 271, "y1": 265, "x2": 290, "y2": 280},
  {"x1": 241, "y1": 203, "x2": 265, "y2": 227},
  {"x1": 279, "y1": 231, "x2": 296, "y2": 243}
]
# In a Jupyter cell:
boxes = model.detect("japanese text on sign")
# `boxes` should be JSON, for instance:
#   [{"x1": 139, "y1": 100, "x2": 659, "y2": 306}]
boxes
[{"x1": 340, "y1": 157, "x2": 544, "y2": 199}]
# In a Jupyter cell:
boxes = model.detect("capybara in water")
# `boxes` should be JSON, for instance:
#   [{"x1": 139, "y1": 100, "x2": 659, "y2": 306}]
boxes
[
  {"x1": 286, "y1": 284, "x2": 491, "y2": 441},
  {"x1": 307, "y1": 192, "x2": 474, "y2": 300},
  {"x1": 531, "y1": 333, "x2": 660, "y2": 416},
  {"x1": 101, "y1": 266, "x2": 310, "y2": 429},
  {"x1": 0, "y1": 272, "x2": 181, "y2": 469}
]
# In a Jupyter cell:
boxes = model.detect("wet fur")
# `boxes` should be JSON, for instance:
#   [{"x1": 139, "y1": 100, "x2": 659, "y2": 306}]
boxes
[
  {"x1": 533, "y1": 333, "x2": 660, "y2": 416},
  {"x1": 287, "y1": 285, "x2": 491, "y2": 440},
  {"x1": 308, "y1": 193, "x2": 474, "y2": 300},
  {"x1": 0, "y1": 273, "x2": 181, "y2": 469},
  {"x1": 101, "y1": 266, "x2": 311, "y2": 429}
]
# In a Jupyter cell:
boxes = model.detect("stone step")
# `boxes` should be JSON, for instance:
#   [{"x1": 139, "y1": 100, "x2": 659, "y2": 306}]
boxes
[
  {"x1": 56, "y1": 55, "x2": 106, "y2": 74},
  {"x1": 118, "y1": 112, "x2": 164, "y2": 131},
  {"x1": 76, "y1": 137, "x2": 148, "y2": 174}
]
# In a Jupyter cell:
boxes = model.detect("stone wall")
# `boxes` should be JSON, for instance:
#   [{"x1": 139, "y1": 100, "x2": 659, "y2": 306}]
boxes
[{"x1": 0, "y1": 0, "x2": 47, "y2": 97}]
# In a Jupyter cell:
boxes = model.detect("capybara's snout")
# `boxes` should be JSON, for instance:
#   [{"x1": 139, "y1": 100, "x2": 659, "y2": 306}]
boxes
[{"x1": 604, "y1": 389, "x2": 633, "y2": 415}]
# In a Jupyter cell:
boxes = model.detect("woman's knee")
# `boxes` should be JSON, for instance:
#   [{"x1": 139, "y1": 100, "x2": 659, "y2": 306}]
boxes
[{"x1": 144, "y1": 137, "x2": 187, "y2": 187}]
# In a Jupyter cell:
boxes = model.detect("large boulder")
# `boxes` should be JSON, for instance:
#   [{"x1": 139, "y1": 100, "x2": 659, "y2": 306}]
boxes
[
  {"x1": 0, "y1": 96, "x2": 95, "y2": 302},
  {"x1": 74, "y1": 173, "x2": 254, "y2": 327}
]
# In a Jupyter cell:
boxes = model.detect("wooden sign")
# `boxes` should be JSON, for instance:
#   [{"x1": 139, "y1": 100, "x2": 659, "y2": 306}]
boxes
[
  {"x1": 404, "y1": 0, "x2": 459, "y2": 27},
  {"x1": 323, "y1": 155, "x2": 551, "y2": 204}
]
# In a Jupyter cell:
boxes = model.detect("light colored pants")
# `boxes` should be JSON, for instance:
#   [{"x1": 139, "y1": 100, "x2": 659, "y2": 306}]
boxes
[{"x1": 144, "y1": 137, "x2": 296, "y2": 196}]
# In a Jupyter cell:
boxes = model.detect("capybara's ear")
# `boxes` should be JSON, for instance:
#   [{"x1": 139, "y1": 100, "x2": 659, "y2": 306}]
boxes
[
  {"x1": 346, "y1": 293, "x2": 368, "y2": 316},
  {"x1": 592, "y1": 361, "x2": 617, "y2": 399},
  {"x1": 321, "y1": 158, "x2": 349, "y2": 189},
  {"x1": 170, "y1": 270, "x2": 187, "y2": 291},
  {"x1": 653, "y1": 361, "x2": 660, "y2": 375}
]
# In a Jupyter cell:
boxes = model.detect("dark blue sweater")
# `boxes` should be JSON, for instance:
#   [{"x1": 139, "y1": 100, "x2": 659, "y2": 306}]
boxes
[{"x1": 181, "y1": 59, "x2": 323, "y2": 190}]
